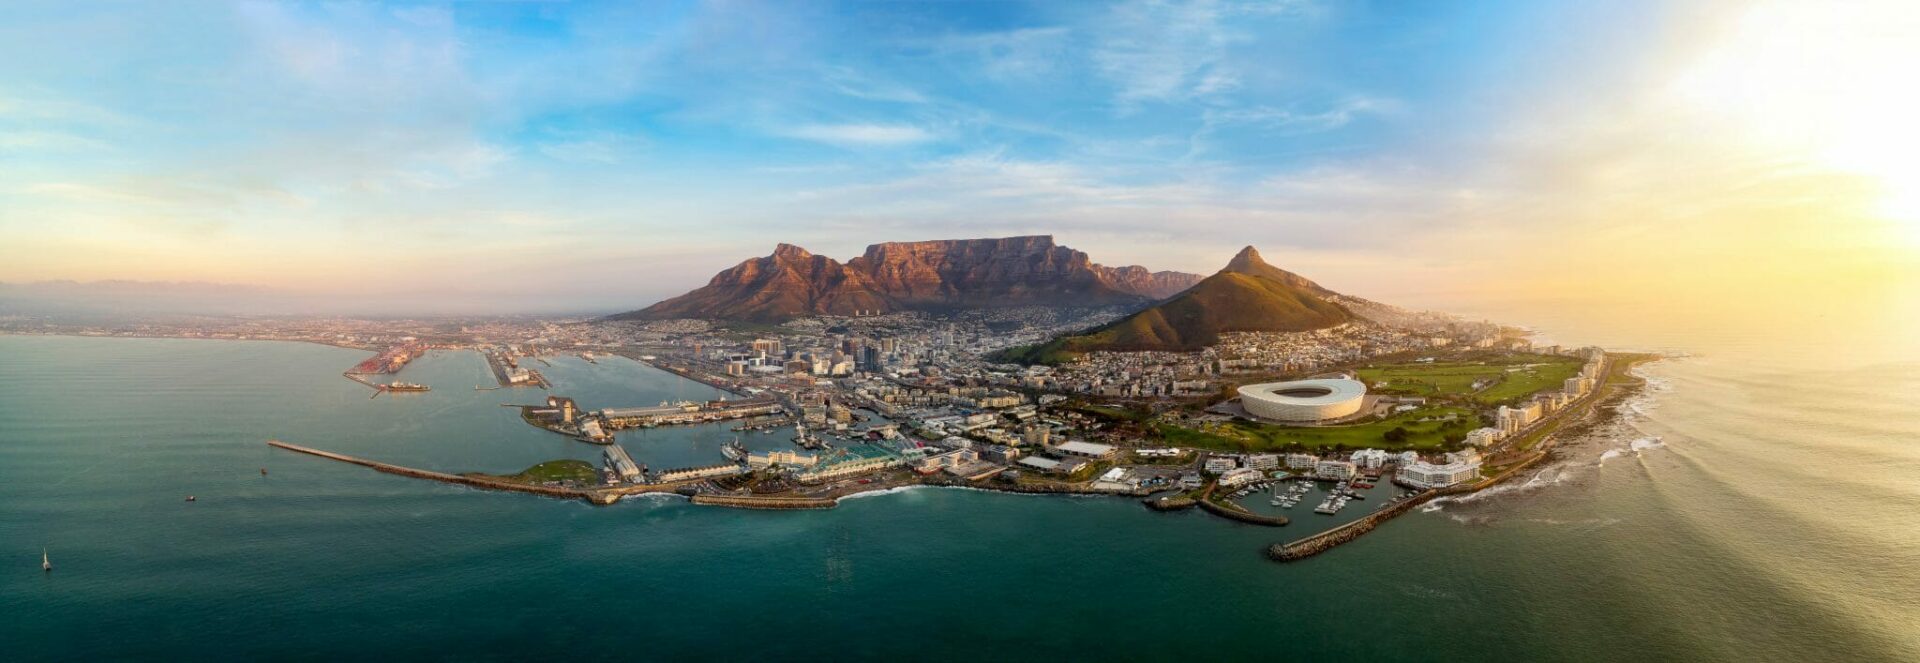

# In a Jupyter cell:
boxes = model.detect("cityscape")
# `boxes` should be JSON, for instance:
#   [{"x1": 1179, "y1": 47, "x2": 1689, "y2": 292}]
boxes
[{"x1": 5, "y1": 1, "x2": 1919, "y2": 661}]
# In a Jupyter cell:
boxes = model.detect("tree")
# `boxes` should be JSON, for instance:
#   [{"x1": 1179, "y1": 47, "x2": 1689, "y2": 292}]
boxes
[{"x1": 1382, "y1": 426, "x2": 1410, "y2": 443}]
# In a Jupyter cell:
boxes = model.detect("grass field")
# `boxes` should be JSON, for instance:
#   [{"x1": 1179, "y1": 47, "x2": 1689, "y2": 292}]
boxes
[
  {"x1": 1355, "y1": 354, "x2": 1582, "y2": 405},
  {"x1": 1158, "y1": 405, "x2": 1480, "y2": 452},
  {"x1": 485, "y1": 459, "x2": 600, "y2": 485}
]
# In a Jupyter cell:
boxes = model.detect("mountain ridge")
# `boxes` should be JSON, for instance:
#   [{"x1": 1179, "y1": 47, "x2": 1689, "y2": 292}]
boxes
[{"x1": 611, "y1": 235, "x2": 1201, "y2": 322}]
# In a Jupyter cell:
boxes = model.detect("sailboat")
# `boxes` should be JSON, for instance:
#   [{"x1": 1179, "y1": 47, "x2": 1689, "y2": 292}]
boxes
[{"x1": 43, "y1": 548, "x2": 52, "y2": 572}]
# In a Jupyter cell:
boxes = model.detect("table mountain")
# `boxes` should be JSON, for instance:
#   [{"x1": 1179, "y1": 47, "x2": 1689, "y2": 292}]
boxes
[{"x1": 611, "y1": 236, "x2": 1199, "y2": 322}]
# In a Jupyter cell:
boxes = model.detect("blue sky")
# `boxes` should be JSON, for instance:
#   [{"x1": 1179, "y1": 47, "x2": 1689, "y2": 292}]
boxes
[{"x1": 3, "y1": 0, "x2": 1912, "y2": 313}]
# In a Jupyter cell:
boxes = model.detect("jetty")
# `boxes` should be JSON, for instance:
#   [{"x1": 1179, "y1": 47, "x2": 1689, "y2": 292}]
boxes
[
  {"x1": 268, "y1": 440, "x2": 627, "y2": 504},
  {"x1": 1268, "y1": 489, "x2": 1437, "y2": 561}
]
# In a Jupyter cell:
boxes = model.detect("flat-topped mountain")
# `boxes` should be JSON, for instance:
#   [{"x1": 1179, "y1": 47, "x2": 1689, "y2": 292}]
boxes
[
  {"x1": 612, "y1": 236, "x2": 1200, "y2": 322},
  {"x1": 1000, "y1": 246, "x2": 1355, "y2": 363}
]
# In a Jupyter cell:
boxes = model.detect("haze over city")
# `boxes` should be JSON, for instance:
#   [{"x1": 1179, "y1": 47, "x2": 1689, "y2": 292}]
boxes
[{"x1": 5, "y1": 0, "x2": 1917, "y2": 315}]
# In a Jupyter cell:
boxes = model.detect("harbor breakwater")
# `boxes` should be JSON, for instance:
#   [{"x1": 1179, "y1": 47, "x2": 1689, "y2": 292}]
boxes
[
  {"x1": 267, "y1": 440, "x2": 624, "y2": 504},
  {"x1": 1267, "y1": 490, "x2": 1438, "y2": 561},
  {"x1": 690, "y1": 494, "x2": 837, "y2": 510},
  {"x1": 1196, "y1": 484, "x2": 1289, "y2": 527}
]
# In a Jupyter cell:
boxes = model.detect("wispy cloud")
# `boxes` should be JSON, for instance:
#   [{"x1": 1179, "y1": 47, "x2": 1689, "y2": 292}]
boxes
[
  {"x1": 1091, "y1": 0, "x2": 1240, "y2": 108},
  {"x1": 781, "y1": 123, "x2": 936, "y2": 147}
]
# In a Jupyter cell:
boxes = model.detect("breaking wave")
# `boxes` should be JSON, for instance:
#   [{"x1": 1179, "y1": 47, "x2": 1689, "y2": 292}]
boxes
[{"x1": 837, "y1": 485, "x2": 929, "y2": 501}]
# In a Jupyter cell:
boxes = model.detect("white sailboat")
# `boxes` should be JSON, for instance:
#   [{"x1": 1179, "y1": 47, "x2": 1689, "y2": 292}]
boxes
[{"x1": 42, "y1": 548, "x2": 52, "y2": 572}]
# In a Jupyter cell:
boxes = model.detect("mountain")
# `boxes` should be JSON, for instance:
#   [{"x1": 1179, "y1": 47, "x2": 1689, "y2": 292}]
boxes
[
  {"x1": 1000, "y1": 246, "x2": 1354, "y2": 363},
  {"x1": 611, "y1": 236, "x2": 1200, "y2": 322},
  {"x1": 620, "y1": 244, "x2": 891, "y2": 322},
  {"x1": 1096, "y1": 265, "x2": 1205, "y2": 300}
]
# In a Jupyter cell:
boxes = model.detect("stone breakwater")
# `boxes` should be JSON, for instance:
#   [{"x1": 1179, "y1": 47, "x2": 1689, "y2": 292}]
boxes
[
  {"x1": 690, "y1": 494, "x2": 837, "y2": 510},
  {"x1": 1267, "y1": 490, "x2": 1438, "y2": 561},
  {"x1": 1195, "y1": 484, "x2": 1289, "y2": 527},
  {"x1": 1144, "y1": 495, "x2": 1198, "y2": 511},
  {"x1": 267, "y1": 440, "x2": 625, "y2": 504}
]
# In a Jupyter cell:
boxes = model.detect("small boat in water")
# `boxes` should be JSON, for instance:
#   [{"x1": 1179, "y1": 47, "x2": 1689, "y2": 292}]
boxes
[
  {"x1": 43, "y1": 548, "x2": 52, "y2": 572},
  {"x1": 185, "y1": 495, "x2": 196, "y2": 502}
]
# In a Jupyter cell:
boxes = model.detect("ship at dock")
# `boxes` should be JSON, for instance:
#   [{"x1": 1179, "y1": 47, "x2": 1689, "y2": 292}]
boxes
[{"x1": 382, "y1": 382, "x2": 431, "y2": 392}]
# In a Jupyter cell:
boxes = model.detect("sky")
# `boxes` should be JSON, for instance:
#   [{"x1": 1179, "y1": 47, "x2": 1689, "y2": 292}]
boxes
[{"x1": 2, "y1": 0, "x2": 1917, "y2": 315}]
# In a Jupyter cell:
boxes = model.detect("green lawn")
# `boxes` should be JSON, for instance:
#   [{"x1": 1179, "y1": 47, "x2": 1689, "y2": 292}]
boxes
[
  {"x1": 1158, "y1": 406, "x2": 1480, "y2": 452},
  {"x1": 488, "y1": 459, "x2": 600, "y2": 485},
  {"x1": 1472, "y1": 359, "x2": 1583, "y2": 404},
  {"x1": 1065, "y1": 403, "x2": 1150, "y2": 422},
  {"x1": 1354, "y1": 354, "x2": 1582, "y2": 405}
]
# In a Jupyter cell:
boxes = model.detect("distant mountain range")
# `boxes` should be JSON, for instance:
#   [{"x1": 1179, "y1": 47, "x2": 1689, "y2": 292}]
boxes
[
  {"x1": 610, "y1": 236, "x2": 1202, "y2": 322},
  {"x1": 998, "y1": 246, "x2": 1360, "y2": 363}
]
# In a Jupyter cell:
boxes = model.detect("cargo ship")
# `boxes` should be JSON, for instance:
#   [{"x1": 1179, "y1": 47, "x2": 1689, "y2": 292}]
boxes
[{"x1": 382, "y1": 382, "x2": 432, "y2": 392}]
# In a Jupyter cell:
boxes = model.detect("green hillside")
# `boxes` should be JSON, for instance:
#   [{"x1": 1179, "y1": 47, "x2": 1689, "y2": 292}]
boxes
[{"x1": 1000, "y1": 247, "x2": 1353, "y2": 364}]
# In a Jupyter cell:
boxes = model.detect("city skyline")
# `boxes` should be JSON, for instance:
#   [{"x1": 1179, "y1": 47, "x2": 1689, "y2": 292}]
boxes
[{"x1": 4, "y1": 0, "x2": 1918, "y2": 315}]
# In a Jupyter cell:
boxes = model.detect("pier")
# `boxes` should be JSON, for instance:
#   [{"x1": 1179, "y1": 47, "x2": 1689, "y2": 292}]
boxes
[{"x1": 1268, "y1": 489, "x2": 1438, "y2": 561}]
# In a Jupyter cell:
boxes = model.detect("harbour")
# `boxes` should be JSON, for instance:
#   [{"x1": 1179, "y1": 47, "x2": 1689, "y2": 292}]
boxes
[{"x1": 6, "y1": 328, "x2": 1919, "y2": 661}]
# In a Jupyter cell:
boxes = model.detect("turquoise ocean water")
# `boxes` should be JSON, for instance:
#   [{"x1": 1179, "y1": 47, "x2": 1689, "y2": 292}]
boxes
[{"x1": 2, "y1": 325, "x2": 1916, "y2": 660}]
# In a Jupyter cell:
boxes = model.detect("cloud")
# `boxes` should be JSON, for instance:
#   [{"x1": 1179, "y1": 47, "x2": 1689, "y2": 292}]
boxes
[
  {"x1": 1091, "y1": 0, "x2": 1239, "y2": 107},
  {"x1": 0, "y1": 130, "x2": 108, "y2": 152},
  {"x1": 537, "y1": 131, "x2": 648, "y2": 164},
  {"x1": 781, "y1": 123, "x2": 937, "y2": 147},
  {"x1": 819, "y1": 66, "x2": 928, "y2": 104},
  {"x1": 933, "y1": 26, "x2": 1074, "y2": 81}
]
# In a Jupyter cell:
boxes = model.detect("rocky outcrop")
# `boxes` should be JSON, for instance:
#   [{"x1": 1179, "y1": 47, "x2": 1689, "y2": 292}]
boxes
[
  {"x1": 1097, "y1": 265, "x2": 1203, "y2": 300},
  {"x1": 612, "y1": 236, "x2": 1199, "y2": 322}
]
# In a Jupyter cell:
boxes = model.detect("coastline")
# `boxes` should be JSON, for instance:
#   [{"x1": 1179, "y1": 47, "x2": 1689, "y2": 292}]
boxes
[{"x1": 23, "y1": 333, "x2": 1659, "y2": 563}]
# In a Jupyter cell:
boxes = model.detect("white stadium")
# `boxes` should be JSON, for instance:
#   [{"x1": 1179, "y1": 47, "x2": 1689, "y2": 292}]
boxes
[{"x1": 1237, "y1": 378, "x2": 1368, "y2": 423}]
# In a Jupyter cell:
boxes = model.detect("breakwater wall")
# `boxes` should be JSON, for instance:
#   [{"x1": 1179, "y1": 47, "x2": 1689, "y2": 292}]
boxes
[
  {"x1": 1269, "y1": 448, "x2": 1558, "y2": 562},
  {"x1": 1144, "y1": 495, "x2": 1198, "y2": 511},
  {"x1": 1268, "y1": 489, "x2": 1437, "y2": 561},
  {"x1": 1196, "y1": 485, "x2": 1289, "y2": 527},
  {"x1": 689, "y1": 494, "x2": 837, "y2": 510},
  {"x1": 266, "y1": 440, "x2": 621, "y2": 505}
]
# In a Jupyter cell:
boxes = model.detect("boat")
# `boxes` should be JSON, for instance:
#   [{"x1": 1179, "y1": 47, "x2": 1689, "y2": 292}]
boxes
[
  {"x1": 722, "y1": 438, "x2": 748, "y2": 462},
  {"x1": 42, "y1": 548, "x2": 51, "y2": 572},
  {"x1": 383, "y1": 382, "x2": 431, "y2": 392},
  {"x1": 260, "y1": 468, "x2": 268, "y2": 476},
  {"x1": 185, "y1": 495, "x2": 196, "y2": 502}
]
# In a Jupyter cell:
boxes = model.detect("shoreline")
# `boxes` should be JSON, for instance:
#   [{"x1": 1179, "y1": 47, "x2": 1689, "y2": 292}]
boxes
[
  {"x1": 1264, "y1": 351, "x2": 1659, "y2": 562},
  {"x1": 27, "y1": 333, "x2": 1659, "y2": 562}
]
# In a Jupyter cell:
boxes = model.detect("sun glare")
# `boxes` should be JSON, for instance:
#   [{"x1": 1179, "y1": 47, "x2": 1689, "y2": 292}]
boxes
[{"x1": 1673, "y1": 0, "x2": 1920, "y2": 245}]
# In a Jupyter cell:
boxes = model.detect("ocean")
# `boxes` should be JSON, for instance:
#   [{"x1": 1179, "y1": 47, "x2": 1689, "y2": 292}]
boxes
[{"x1": 2, "y1": 306, "x2": 1917, "y2": 660}]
